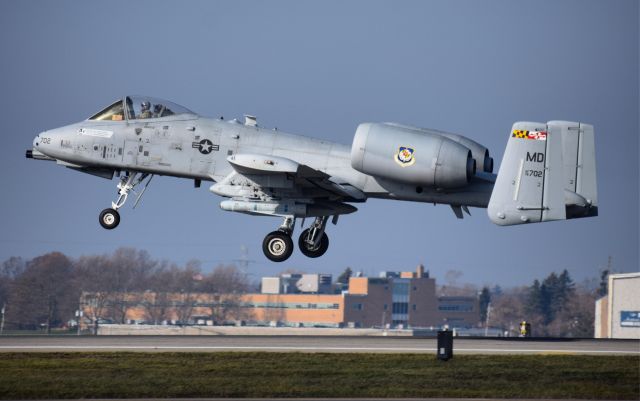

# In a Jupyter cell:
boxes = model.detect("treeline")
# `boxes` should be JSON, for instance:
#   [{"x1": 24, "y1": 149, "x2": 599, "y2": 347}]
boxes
[
  {"x1": 487, "y1": 269, "x2": 597, "y2": 337},
  {"x1": 0, "y1": 248, "x2": 249, "y2": 332},
  {"x1": 437, "y1": 270, "x2": 596, "y2": 337},
  {"x1": 0, "y1": 249, "x2": 601, "y2": 337}
]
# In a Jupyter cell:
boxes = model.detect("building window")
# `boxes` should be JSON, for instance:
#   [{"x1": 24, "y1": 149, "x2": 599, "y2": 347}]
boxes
[
  {"x1": 353, "y1": 303, "x2": 363, "y2": 310},
  {"x1": 392, "y1": 281, "x2": 409, "y2": 296},
  {"x1": 239, "y1": 302, "x2": 341, "y2": 310},
  {"x1": 412, "y1": 304, "x2": 416, "y2": 311},
  {"x1": 413, "y1": 286, "x2": 417, "y2": 291},
  {"x1": 392, "y1": 302, "x2": 408, "y2": 314},
  {"x1": 384, "y1": 304, "x2": 388, "y2": 310},
  {"x1": 438, "y1": 304, "x2": 473, "y2": 312}
]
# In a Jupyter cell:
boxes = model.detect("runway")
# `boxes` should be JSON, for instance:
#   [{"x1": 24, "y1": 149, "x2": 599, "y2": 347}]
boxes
[{"x1": 0, "y1": 335, "x2": 637, "y2": 355}]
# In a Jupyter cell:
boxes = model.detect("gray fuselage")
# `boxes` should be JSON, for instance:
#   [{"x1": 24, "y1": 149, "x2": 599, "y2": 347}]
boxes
[{"x1": 33, "y1": 113, "x2": 494, "y2": 208}]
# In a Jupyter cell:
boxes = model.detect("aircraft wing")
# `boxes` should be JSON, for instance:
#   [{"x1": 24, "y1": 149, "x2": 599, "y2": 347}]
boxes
[
  {"x1": 224, "y1": 153, "x2": 365, "y2": 202},
  {"x1": 211, "y1": 154, "x2": 363, "y2": 217}
]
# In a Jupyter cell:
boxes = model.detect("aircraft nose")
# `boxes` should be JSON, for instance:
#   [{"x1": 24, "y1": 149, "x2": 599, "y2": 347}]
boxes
[
  {"x1": 33, "y1": 131, "x2": 51, "y2": 150},
  {"x1": 27, "y1": 131, "x2": 58, "y2": 160},
  {"x1": 33, "y1": 130, "x2": 58, "y2": 157}
]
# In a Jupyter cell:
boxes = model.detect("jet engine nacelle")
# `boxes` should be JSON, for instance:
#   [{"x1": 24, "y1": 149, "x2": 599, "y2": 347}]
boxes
[
  {"x1": 382, "y1": 123, "x2": 494, "y2": 173},
  {"x1": 350, "y1": 123, "x2": 475, "y2": 189}
]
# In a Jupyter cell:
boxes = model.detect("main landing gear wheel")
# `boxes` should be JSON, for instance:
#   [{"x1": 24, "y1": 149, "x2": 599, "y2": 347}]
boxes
[
  {"x1": 262, "y1": 231, "x2": 294, "y2": 262},
  {"x1": 298, "y1": 229, "x2": 329, "y2": 258},
  {"x1": 99, "y1": 208, "x2": 120, "y2": 230}
]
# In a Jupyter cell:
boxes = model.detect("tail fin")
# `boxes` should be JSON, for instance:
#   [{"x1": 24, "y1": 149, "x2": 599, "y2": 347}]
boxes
[{"x1": 488, "y1": 121, "x2": 598, "y2": 226}]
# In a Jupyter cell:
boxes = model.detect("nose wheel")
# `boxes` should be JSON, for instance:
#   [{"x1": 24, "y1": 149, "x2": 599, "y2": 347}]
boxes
[{"x1": 99, "y1": 208, "x2": 120, "y2": 229}]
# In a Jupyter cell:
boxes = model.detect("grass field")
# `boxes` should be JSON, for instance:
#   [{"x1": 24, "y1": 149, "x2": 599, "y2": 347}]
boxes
[{"x1": 0, "y1": 352, "x2": 637, "y2": 399}]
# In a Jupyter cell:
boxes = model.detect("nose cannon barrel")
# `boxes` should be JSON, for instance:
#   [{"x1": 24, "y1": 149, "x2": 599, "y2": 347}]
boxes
[{"x1": 25, "y1": 148, "x2": 55, "y2": 161}]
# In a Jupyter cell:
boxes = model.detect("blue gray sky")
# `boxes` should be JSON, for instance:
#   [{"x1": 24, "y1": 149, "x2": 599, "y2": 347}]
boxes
[{"x1": 1, "y1": 0, "x2": 638, "y2": 287}]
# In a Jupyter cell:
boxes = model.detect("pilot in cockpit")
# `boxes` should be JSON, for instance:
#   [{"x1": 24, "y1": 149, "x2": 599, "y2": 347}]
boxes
[
  {"x1": 139, "y1": 101, "x2": 152, "y2": 119},
  {"x1": 153, "y1": 104, "x2": 164, "y2": 118}
]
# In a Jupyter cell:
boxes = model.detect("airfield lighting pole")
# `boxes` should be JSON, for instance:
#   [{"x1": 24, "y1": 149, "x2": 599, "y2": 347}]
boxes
[
  {"x1": 484, "y1": 302, "x2": 492, "y2": 337},
  {"x1": 0, "y1": 304, "x2": 5, "y2": 335},
  {"x1": 75, "y1": 309, "x2": 83, "y2": 336}
]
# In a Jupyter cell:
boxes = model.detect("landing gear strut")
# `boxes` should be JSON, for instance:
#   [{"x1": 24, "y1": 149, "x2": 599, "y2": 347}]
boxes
[
  {"x1": 262, "y1": 216, "x2": 295, "y2": 262},
  {"x1": 99, "y1": 172, "x2": 153, "y2": 230}
]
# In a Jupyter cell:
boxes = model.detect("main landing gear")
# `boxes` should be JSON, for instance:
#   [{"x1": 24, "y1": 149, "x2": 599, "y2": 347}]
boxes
[
  {"x1": 99, "y1": 172, "x2": 153, "y2": 230},
  {"x1": 261, "y1": 215, "x2": 330, "y2": 262}
]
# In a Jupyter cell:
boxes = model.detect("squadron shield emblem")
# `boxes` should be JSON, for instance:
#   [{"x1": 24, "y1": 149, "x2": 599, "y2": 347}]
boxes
[{"x1": 394, "y1": 146, "x2": 416, "y2": 167}]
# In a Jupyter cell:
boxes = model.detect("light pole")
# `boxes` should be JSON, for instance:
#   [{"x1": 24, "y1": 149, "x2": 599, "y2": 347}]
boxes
[
  {"x1": 484, "y1": 302, "x2": 492, "y2": 337},
  {"x1": 0, "y1": 304, "x2": 5, "y2": 335},
  {"x1": 75, "y1": 309, "x2": 83, "y2": 336}
]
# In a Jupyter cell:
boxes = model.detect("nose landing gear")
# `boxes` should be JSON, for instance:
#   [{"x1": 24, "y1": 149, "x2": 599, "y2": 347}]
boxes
[{"x1": 98, "y1": 172, "x2": 153, "y2": 230}]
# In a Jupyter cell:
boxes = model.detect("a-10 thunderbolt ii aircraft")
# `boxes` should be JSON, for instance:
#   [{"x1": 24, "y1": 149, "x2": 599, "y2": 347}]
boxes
[{"x1": 26, "y1": 96, "x2": 598, "y2": 262}]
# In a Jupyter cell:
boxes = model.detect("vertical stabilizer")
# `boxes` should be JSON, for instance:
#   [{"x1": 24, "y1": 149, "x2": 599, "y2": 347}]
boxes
[{"x1": 488, "y1": 121, "x2": 597, "y2": 226}]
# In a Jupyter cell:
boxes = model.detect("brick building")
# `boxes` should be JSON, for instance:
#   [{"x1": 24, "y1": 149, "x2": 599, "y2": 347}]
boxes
[{"x1": 81, "y1": 265, "x2": 480, "y2": 329}]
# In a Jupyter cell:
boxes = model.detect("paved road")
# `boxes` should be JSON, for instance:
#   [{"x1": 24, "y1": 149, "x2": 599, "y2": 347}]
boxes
[{"x1": 0, "y1": 335, "x2": 637, "y2": 355}]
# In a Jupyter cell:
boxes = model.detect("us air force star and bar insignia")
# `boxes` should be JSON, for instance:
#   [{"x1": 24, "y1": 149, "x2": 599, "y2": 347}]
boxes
[
  {"x1": 512, "y1": 129, "x2": 547, "y2": 141},
  {"x1": 394, "y1": 146, "x2": 416, "y2": 167},
  {"x1": 192, "y1": 139, "x2": 219, "y2": 154}
]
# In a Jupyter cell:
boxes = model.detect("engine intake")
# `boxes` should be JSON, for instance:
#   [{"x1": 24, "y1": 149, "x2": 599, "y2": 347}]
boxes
[{"x1": 351, "y1": 123, "x2": 475, "y2": 189}]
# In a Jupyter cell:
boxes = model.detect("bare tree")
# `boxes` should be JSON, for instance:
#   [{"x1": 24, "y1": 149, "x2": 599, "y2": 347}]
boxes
[
  {"x1": 140, "y1": 290, "x2": 170, "y2": 325},
  {"x1": 75, "y1": 254, "x2": 115, "y2": 326},
  {"x1": 546, "y1": 286, "x2": 596, "y2": 337},
  {"x1": 438, "y1": 283, "x2": 478, "y2": 297},
  {"x1": 0, "y1": 257, "x2": 25, "y2": 325},
  {"x1": 261, "y1": 294, "x2": 285, "y2": 324},
  {"x1": 7, "y1": 253, "x2": 76, "y2": 332},
  {"x1": 489, "y1": 287, "x2": 529, "y2": 336},
  {"x1": 75, "y1": 248, "x2": 158, "y2": 325},
  {"x1": 201, "y1": 265, "x2": 251, "y2": 323},
  {"x1": 444, "y1": 269, "x2": 464, "y2": 287},
  {"x1": 140, "y1": 261, "x2": 171, "y2": 324}
]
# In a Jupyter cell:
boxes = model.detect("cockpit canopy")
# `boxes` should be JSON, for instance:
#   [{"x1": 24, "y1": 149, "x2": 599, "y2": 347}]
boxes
[{"x1": 88, "y1": 96, "x2": 196, "y2": 121}]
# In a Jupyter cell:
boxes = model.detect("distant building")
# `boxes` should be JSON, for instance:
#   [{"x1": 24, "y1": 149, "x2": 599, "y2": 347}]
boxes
[
  {"x1": 81, "y1": 265, "x2": 480, "y2": 329},
  {"x1": 224, "y1": 265, "x2": 477, "y2": 328},
  {"x1": 595, "y1": 272, "x2": 640, "y2": 339},
  {"x1": 437, "y1": 296, "x2": 479, "y2": 328},
  {"x1": 261, "y1": 273, "x2": 333, "y2": 294}
]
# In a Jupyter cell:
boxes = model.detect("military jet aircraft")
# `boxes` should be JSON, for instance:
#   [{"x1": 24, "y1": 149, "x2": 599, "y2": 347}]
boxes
[{"x1": 26, "y1": 95, "x2": 598, "y2": 262}]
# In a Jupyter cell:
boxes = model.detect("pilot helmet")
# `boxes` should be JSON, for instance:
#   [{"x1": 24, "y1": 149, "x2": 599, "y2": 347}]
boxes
[{"x1": 141, "y1": 101, "x2": 151, "y2": 111}]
